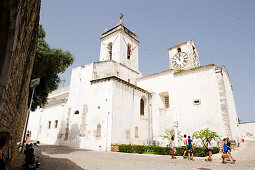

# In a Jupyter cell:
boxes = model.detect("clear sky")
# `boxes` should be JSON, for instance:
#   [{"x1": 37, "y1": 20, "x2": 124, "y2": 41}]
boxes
[{"x1": 40, "y1": 0, "x2": 255, "y2": 122}]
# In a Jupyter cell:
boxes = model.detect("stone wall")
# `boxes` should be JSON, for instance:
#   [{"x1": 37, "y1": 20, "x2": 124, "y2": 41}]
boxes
[{"x1": 0, "y1": 0, "x2": 41, "y2": 163}]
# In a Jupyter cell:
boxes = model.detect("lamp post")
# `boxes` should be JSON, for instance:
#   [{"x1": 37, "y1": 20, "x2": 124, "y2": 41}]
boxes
[{"x1": 21, "y1": 78, "x2": 40, "y2": 151}]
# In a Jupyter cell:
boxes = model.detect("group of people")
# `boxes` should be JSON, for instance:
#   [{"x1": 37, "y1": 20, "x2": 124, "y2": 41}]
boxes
[
  {"x1": 222, "y1": 137, "x2": 236, "y2": 164},
  {"x1": 25, "y1": 130, "x2": 32, "y2": 143},
  {"x1": 169, "y1": 135, "x2": 195, "y2": 160},
  {"x1": 169, "y1": 135, "x2": 236, "y2": 164}
]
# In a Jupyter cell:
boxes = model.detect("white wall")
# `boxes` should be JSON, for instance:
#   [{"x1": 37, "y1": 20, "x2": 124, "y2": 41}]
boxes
[
  {"x1": 137, "y1": 65, "x2": 231, "y2": 146},
  {"x1": 36, "y1": 103, "x2": 66, "y2": 145},
  {"x1": 111, "y1": 80, "x2": 151, "y2": 145},
  {"x1": 27, "y1": 109, "x2": 41, "y2": 141},
  {"x1": 92, "y1": 60, "x2": 142, "y2": 85},
  {"x1": 239, "y1": 122, "x2": 255, "y2": 141},
  {"x1": 221, "y1": 66, "x2": 240, "y2": 142}
]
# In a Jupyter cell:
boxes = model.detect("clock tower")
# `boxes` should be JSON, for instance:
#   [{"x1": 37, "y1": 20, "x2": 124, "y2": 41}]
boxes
[{"x1": 168, "y1": 40, "x2": 200, "y2": 70}]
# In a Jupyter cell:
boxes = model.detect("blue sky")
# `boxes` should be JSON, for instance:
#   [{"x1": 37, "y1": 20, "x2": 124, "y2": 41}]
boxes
[{"x1": 40, "y1": 0, "x2": 255, "y2": 122}]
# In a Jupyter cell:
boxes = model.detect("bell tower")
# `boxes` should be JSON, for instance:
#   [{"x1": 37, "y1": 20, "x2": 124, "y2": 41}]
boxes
[{"x1": 99, "y1": 20, "x2": 140, "y2": 72}]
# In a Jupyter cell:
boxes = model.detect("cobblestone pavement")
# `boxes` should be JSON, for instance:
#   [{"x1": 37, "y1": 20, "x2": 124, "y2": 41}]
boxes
[{"x1": 11, "y1": 141, "x2": 255, "y2": 170}]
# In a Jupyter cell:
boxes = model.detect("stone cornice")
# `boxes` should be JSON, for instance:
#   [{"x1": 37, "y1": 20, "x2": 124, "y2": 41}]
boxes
[
  {"x1": 101, "y1": 24, "x2": 139, "y2": 43},
  {"x1": 137, "y1": 64, "x2": 216, "y2": 81},
  {"x1": 91, "y1": 76, "x2": 150, "y2": 94},
  {"x1": 93, "y1": 60, "x2": 140, "y2": 75}
]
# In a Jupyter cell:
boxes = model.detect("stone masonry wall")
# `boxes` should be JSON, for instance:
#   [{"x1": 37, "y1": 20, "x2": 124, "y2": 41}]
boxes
[{"x1": 0, "y1": 0, "x2": 41, "y2": 164}]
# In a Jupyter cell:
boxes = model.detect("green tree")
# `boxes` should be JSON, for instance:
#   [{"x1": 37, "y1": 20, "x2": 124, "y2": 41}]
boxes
[
  {"x1": 192, "y1": 128, "x2": 220, "y2": 145},
  {"x1": 29, "y1": 25, "x2": 74, "y2": 111},
  {"x1": 161, "y1": 128, "x2": 182, "y2": 142},
  {"x1": 238, "y1": 118, "x2": 241, "y2": 124}
]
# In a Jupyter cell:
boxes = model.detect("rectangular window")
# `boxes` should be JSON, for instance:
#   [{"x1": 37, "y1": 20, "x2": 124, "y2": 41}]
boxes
[
  {"x1": 165, "y1": 96, "x2": 169, "y2": 108},
  {"x1": 96, "y1": 124, "x2": 101, "y2": 137},
  {"x1": 193, "y1": 99, "x2": 201, "y2": 105},
  {"x1": 48, "y1": 121, "x2": 51, "y2": 129},
  {"x1": 135, "y1": 127, "x2": 139, "y2": 138},
  {"x1": 55, "y1": 120, "x2": 58, "y2": 128}
]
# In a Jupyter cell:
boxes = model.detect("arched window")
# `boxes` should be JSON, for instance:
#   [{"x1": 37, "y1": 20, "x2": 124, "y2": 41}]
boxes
[
  {"x1": 55, "y1": 120, "x2": 58, "y2": 128},
  {"x1": 108, "y1": 42, "x2": 112, "y2": 60},
  {"x1": 140, "y1": 98, "x2": 144, "y2": 117},
  {"x1": 127, "y1": 44, "x2": 131, "y2": 60},
  {"x1": 96, "y1": 124, "x2": 101, "y2": 137},
  {"x1": 48, "y1": 121, "x2": 51, "y2": 129}
]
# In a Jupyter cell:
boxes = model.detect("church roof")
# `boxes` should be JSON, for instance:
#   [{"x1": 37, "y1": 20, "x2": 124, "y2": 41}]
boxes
[
  {"x1": 240, "y1": 121, "x2": 255, "y2": 124},
  {"x1": 101, "y1": 21, "x2": 138, "y2": 42},
  {"x1": 167, "y1": 41, "x2": 189, "y2": 50},
  {"x1": 49, "y1": 85, "x2": 70, "y2": 98},
  {"x1": 137, "y1": 64, "x2": 216, "y2": 81}
]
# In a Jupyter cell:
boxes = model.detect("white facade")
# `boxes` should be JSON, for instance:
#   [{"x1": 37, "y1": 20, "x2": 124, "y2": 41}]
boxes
[{"x1": 28, "y1": 20, "x2": 241, "y2": 150}]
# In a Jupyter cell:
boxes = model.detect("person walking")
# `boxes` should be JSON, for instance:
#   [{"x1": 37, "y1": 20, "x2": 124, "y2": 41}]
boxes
[
  {"x1": 187, "y1": 136, "x2": 194, "y2": 161},
  {"x1": 222, "y1": 138, "x2": 234, "y2": 164},
  {"x1": 226, "y1": 137, "x2": 236, "y2": 162},
  {"x1": 170, "y1": 136, "x2": 176, "y2": 159},
  {"x1": 182, "y1": 134, "x2": 188, "y2": 159},
  {"x1": 205, "y1": 138, "x2": 212, "y2": 162}
]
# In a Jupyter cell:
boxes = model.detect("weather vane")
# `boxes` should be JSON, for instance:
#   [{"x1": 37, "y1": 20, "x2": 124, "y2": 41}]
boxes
[{"x1": 120, "y1": 13, "x2": 124, "y2": 21}]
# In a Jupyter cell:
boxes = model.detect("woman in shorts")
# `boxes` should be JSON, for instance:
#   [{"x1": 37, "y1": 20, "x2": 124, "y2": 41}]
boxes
[
  {"x1": 170, "y1": 136, "x2": 176, "y2": 159},
  {"x1": 205, "y1": 138, "x2": 212, "y2": 161},
  {"x1": 222, "y1": 138, "x2": 234, "y2": 164}
]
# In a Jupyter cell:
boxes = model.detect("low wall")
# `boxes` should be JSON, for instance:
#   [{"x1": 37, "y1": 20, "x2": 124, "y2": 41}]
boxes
[{"x1": 239, "y1": 121, "x2": 255, "y2": 141}]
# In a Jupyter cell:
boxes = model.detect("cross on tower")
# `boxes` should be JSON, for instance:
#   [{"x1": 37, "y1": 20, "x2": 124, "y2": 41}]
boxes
[{"x1": 120, "y1": 13, "x2": 124, "y2": 21}]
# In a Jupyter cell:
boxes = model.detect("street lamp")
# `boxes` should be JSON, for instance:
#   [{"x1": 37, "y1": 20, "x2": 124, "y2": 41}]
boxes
[{"x1": 21, "y1": 78, "x2": 40, "y2": 151}]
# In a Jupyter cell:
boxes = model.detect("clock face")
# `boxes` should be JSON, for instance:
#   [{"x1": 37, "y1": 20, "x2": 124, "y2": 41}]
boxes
[
  {"x1": 193, "y1": 52, "x2": 200, "y2": 67},
  {"x1": 171, "y1": 52, "x2": 189, "y2": 69}
]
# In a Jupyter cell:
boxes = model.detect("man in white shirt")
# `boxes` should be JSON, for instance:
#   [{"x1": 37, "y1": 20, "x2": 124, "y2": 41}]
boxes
[{"x1": 182, "y1": 134, "x2": 187, "y2": 159}]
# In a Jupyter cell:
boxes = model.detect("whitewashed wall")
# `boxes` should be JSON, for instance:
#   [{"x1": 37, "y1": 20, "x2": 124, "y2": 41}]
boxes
[
  {"x1": 221, "y1": 66, "x2": 240, "y2": 142},
  {"x1": 27, "y1": 109, "x2": 41, "y2": 141},
  {"x1": 239, "y1": 122, "x2": 255, "y2": 141},
  {"x1": 137, "y1": 65, "x2": 237, "y2": 146},
  {"x1": 111, "y1": 80, "x2": 151, "y2": 145},
  {"x1": 92, "y1": 60, "x2": 141, "y2": 84},
  {"x1": 36, "y1": 103, "x2": 66, "y2": 145}
]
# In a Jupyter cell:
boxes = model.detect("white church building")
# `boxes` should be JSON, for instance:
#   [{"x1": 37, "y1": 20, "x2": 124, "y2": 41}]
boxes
[{"x1": 28, "y1": 20, "x2": 240, "y2": 151}]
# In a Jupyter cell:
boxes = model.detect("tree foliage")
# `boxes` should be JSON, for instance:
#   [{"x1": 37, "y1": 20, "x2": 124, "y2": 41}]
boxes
[
  {"x1": 238, "y1": 118, "x2": 241, "y2": 124},
  {"x1": 192, "y1": 128, "x2": 220, "y2": 145},
  {"x1": 29, "y1": 25, "x2": 74, "y2": 111},
  {"x1": 161, "y1": 128, "x2": 182, "y2": 142}
]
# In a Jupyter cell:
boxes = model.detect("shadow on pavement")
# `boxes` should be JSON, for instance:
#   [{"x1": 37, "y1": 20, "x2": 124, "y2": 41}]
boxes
[
  {"x1": 40, "y1": 145, "x2": 91, "y2": 154},
  {"x1": 11, "y1": 152, "x2": 84, "y2": 170}
]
